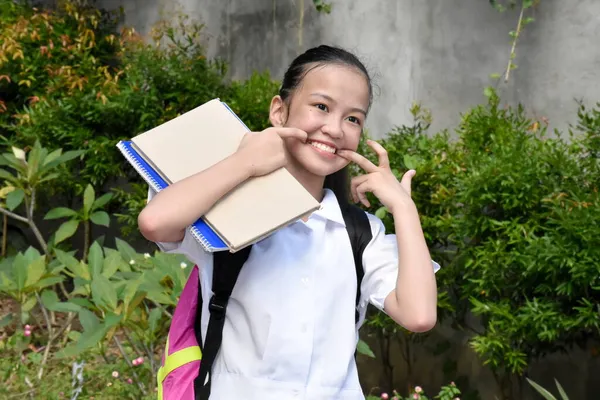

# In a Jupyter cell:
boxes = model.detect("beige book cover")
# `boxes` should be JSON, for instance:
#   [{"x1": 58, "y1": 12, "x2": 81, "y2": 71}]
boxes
[{"x1": 130, "y1": 98, "x2": 320, "y2": 252}]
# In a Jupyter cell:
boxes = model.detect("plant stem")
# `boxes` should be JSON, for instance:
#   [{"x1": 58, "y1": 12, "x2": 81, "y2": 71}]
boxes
[
  {"x1": 35, "y1": 293, "x2": 53, "y2": 337},
  {"x1": 151, "y1": 300, "x2": 173, "y2": 319},
  {"x1": 2, "y1": 214, "x2": 7, "y2": 257},
  {"x1": 504, "y1": 3, "x2": 525, "y2": 82},
  {"x1": 37, "y1": 312, "x2": 76, "y2": 380},
  {"x1": 0, "y1": 207, "x2": 28, "y2": 224},
  {"x1": 113, "y1": 336, "x2": 147, "y2": 395},
  {"x1": 83, "y1": 220, "x2": 90, "y2": 261}
]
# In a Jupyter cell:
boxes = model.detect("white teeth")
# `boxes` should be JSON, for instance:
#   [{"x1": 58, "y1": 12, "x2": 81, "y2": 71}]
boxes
[{"x1": 309, "y1": 141, "x2": 336, "y2": 153}]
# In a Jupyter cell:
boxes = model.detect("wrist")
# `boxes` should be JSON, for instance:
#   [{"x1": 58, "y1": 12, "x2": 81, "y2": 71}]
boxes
[
  {"x1": 389, "y1": 198, "x2": 417, "y2": 216},
  {"x1": 230, "y1": 149, "x2": 255, "y2": 180}
]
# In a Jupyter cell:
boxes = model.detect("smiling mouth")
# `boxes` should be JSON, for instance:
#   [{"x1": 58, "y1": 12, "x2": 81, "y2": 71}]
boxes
[{"x1": 308, "y1": 140, "x2": 337, "y2": 154}]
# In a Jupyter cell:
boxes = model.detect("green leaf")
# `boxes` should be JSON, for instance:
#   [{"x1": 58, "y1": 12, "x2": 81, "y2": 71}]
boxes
[
  {"x1": 0, "y1": 314, "x2": 13, "y2": 328},
  {"x1": 375, "y1": 206, "x2": 387, "y2": 219},
  {"x1": 21, "y1": 296, "x2": 37, "y2": 312},
  {"x1": 0, "y1": 168, "x2": 18, "y2": 185},
  {"x1": 88, "y1": 241, "x2": 104, "y2": 278},
  {"x1": 24, "y1": 255, "x2": 46, "y2": 288},
  {"x1": 13, "y1": 252, "x2": 28, "y2": 291},
  {"x1": 55, "y1": 249, "x2": 90, "y2": 280},
  {"x1": 78, "y1": 308, "x2": 100, "y2": 332},
  {"x1": 40, "y1": 149, "x2": 84, "y2": 172},
  {"x1": 92, "y1": 192, "x2": 113, "y2": 210},
  {"x1": 42, "y1": 148, "x2": 63, "y2": 167},
  {"x1": 102, "y1": 250, "x2": 122, "y2": 279},
  {"x1": 41, "y1": 290, "x2": 81, "y2": 313},
  {"x1": 54, "y1": 219, "x2": 79, "y2": 244},
  {"x1": 555, "y1": 379, "x2": 569, "y2": 400},
  {"x1": 526, "y1": 378, "x2": 557, "y2": 400},
  {"x1": 90, "y1": 211, "x2": 110, "y2": 227},
  {"x1": 91, "y1": 275, "x2": 118, "y2": 311},
  {"x1": 36, "y1": 276, "x2": 65, "y2": 289},
  {"x1": 148, "y1": 307, "x2": 162, "y2": 333},
  {"x1": 484, "y1": 86, "x2": 495, "y2": 98},
  {"x1": 403, "y1": 154, "x2": 419, "y2": 170},
  {"x1": 45, "y1": 207, "x2": 78, "y2": 220},
  {"x1": 356, "y1": 339, "x2": 375, "y2": 358},
  {"x1": 115, "y1": 237, "x2": 137, "y2": 263},
  {"x1": 6, "y1": 188, "x2": 25, "y2": 211},
  {"x1": 83, "y1": 184, "x2": 95, "y2": 216}
]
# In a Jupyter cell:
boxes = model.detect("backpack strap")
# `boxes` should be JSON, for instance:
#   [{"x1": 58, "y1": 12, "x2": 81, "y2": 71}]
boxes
[
  {"x1": 194, "y1": 246, "x2": 253, "y2": 400},
  {"x1": 339, "y1": 202, "x2": 373, "y2": 324}
]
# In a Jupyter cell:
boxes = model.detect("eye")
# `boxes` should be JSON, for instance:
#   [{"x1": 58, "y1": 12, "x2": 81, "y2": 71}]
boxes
[
  {"x1": 314, "y1": 103, "x2": 328, "y2": 112},
  {"x1": 347, "y1": 116, "x2": 361, "y2": 125}
]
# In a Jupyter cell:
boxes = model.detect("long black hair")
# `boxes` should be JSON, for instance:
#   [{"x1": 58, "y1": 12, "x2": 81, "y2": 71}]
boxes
[{"x1": 278, "y1": 45, "x2": 373, "y2": 204}]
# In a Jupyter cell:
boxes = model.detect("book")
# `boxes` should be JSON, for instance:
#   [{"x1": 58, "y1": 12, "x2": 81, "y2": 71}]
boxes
[{"x1": 116, "y1": 98, "x2": 320, "y2": 253}]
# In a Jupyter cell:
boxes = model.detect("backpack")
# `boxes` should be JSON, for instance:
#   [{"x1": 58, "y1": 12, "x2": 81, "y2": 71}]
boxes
[{"x1": 156, "y1": 202, "x2": 372, "y2": 400}]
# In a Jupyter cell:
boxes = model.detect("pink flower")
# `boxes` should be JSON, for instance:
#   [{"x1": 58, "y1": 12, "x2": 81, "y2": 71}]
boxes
[
  {"x1": 24, "y1": 325, "x2": 31, "y2": 330},
  {"x1": 381, "y1": 393, "x2": 389, "y2": 400},
  {"x1": 413, "y1": 394, "x2": 419, "y2": 399},
  {"x1": 112, "y1": 371, "x2": 119, "y2": 378},
  {"x1": 132, "y1": 359, "x2": 139, "y2": 366},
  {"x1": 450, "y1": 382, "x2": 456, "y2": 386},
  {"x1": 24, "y1": 330, "x2": 31, "y2": 337},
  {"x1": 127, "y1": 378, "x2": 133, "y2": 384},
  {"x1": 135, "y1": 356, "x2": 144, "y2": 365},
  {"x1": 415, "y1": 386, "x2": 423, "y2": 393}
]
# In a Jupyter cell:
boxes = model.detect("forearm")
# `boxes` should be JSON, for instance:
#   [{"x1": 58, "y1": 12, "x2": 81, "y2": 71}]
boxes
[
  {"x1": 138, "y1": 152, "x2": 251, "y2": 243},
  {"x1": 384, "y1": 201, "x2": 438, "y2": 332}
]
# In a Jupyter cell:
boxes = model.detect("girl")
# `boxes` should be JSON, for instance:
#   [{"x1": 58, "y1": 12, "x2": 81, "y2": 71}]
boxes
[{"x1": 139, "y1": 45, "x2": 439, "y2": 399}]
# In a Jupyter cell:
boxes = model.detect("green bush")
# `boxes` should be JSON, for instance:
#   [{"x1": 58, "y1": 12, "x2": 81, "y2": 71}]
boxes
[
  {"x1": 357, "y1": 92, "x2": 600, "y2": 398},
  {"x1": 0, "y1": 0, "x2": 279, "y2": 239}
]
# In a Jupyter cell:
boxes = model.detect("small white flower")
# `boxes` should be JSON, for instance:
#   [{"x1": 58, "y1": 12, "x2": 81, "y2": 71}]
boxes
[
  {"x1": 144, "y1": 253, "x2": 151, "y2": 259},
  {"x1": 180, "y1": 262, "x2": 187, "y2": 269},
  {"x1": 129, "y1": 259, "x2": 135, "y2": 265}
]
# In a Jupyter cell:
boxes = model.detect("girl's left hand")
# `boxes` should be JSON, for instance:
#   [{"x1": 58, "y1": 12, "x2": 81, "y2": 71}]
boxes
[{"x1": 337, "y1": 140, "x2": 415, "y2": 214}]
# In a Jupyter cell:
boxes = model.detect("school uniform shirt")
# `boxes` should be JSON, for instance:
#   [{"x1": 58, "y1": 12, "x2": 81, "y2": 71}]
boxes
[{"x1": 148, "y1": 188, "x2": 440, "y2": 400}]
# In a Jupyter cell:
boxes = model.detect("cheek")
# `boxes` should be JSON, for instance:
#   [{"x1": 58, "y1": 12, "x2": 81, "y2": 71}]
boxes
[
  {"x1": 286, "y1": 108, "x2": 323, "y2": 132},
  {"x1": 343, "y1": 130, "x2": 362, "y2": 151}
]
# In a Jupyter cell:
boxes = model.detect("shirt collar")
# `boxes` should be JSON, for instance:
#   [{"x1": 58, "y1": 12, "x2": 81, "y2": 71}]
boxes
[{"x1": 313, "y1": 188, "x2": 346, "y2": 226}]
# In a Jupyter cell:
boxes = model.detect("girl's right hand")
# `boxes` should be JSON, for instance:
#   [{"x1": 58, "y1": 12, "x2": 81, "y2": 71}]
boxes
[{"x1": 236, "y1": 127, "x2": 308, "y2": 177}]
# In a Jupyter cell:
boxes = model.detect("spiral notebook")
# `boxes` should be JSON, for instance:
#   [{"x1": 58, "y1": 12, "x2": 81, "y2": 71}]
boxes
[{"x1": 116, "y1": 99, "x2": 320, "y2": 253}]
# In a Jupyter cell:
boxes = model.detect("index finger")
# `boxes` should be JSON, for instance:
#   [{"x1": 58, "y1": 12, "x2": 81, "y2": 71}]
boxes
[
  {"x1": 337, "y1": 149, "x2": 378, "y2": 173},
  {"x1": 367, "y1": 139, "x2": 390, "y2": 168},
  {"x1": 274, "y1": 127, "x2": 308, "y2": 142}
]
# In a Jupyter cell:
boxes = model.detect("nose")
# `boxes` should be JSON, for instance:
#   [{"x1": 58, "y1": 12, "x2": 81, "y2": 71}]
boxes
[{"x1": 321, "y1": 118, "x2": 343, "y2": 139}]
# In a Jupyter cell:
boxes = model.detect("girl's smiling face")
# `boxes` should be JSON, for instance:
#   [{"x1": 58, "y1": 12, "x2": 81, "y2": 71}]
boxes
[{"x1": 269, "y1": 63, "x2": 371, "y2": 180}]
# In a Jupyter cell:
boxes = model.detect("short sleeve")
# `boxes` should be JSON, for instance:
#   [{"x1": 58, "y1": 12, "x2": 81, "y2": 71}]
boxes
[
  {"x1": 146, "y1": 188, "x2": 211, "y2": 267},
  {"x1": 360, "y1": 213, "x2": 440, "y2": 312}
]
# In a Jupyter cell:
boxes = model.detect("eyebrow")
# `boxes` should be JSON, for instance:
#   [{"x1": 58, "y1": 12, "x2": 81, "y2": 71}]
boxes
[{"x1": 310, "y1": 93, "x2": 367, "y2": 116}]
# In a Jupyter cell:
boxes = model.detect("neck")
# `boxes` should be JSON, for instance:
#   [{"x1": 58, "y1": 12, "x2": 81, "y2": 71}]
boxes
[{"x1": 285, "y1": 159, "x2": 326, "y2": 202}]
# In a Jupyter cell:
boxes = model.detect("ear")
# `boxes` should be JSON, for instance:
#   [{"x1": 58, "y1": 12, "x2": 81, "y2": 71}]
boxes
[{"x1": 269, "y1": 95, "x2": 287, "y2": 127}]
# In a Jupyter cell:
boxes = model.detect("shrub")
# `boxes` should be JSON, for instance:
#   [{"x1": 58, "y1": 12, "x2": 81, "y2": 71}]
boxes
[
  {"x1": 356, "y1": 92, "x2": 600, "y2": 398},
  {"x1": 0, "y1": 0, "x2": 279, "y2": 239}
]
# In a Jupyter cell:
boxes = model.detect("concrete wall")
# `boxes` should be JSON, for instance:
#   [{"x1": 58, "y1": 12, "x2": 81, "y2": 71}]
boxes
[{"x1": 95, "y1": 0, "x2": 600, "y2": 139}]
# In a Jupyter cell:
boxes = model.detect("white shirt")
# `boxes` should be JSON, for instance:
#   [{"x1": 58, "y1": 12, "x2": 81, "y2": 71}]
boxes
[{"x1": 149, "y1": 188, "x2": 440, "y2": 400}]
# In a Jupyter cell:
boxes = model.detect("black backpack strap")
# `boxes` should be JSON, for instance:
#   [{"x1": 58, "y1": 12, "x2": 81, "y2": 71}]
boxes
[
  {"x1": 339, "y1": 202, "x2": 373, "y2": 324},
  {"x1": 194, "y1": 246, "x2": 253, "y2": 400}
]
